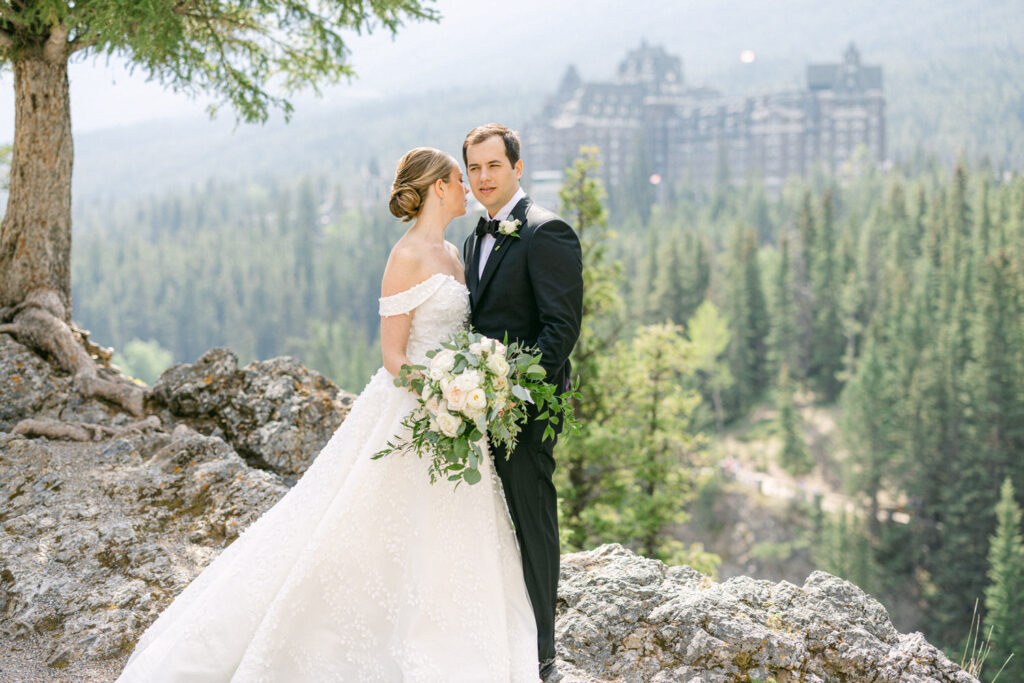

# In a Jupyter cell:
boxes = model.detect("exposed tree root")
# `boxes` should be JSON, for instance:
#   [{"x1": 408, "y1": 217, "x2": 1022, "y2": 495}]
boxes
[
  {"x1": 0, "y1": 289, "x2": 146, "y2": 416},
  {"x1": 12, "y1": 416, "x2": 161, "y2": 441}
]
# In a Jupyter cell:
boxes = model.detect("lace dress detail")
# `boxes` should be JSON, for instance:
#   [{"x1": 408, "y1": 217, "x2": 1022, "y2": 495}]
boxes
[
  {"x1": 378, "y1": 273, "x2": 471, "y2": 365},
  {"x1": 117, "y1": 273, "x2": 539, "y2": 682}
]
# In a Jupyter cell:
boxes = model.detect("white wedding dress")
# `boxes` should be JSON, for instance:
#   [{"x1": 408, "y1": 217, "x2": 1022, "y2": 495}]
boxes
[{"x1": 117, "y1": 272, "x2": 539, "y2": 682}]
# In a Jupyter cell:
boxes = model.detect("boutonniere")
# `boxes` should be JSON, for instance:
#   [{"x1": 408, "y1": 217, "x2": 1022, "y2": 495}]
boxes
[{"x1": 498, "y1": 218, "x2": 522, "y2": 238}]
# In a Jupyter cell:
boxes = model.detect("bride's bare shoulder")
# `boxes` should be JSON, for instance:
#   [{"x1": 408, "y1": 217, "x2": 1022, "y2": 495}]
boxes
[
  {"x1": 381, "y1": 241, "x2": 426, "y2": 297},
  {"x1": 444, "y1": 240, "x2": 463, "y2": 266}
]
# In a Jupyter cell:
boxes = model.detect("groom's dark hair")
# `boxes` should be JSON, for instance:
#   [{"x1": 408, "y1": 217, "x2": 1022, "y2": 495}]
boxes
[{"x1": 463, "y1": 123, "x2": 521, "y2": 167}]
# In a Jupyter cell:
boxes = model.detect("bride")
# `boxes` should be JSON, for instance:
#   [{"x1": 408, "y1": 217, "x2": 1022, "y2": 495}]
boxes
[{"x1": 116, "y1": 148, "x2": 540, "y2": 682}]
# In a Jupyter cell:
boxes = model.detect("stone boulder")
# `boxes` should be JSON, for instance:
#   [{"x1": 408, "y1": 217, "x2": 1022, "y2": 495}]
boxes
[
  {"x1": 149, "y1": 347, "x2": 355, "y2": 475},
  {"x1": 554, "y1": 543, "x2": 976, "y2": 682}
]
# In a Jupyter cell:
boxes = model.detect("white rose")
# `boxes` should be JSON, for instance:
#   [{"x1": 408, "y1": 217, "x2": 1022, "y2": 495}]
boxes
[
  {"x1": 454, "y1": 369, "x2": 482, "y2": 392},
  {"x1": 428, "y1": 416, "x2": 439, "y2": 432},
  {"x1": 430, "y1": 349, "x2": 456, "y2": 374},
  {"x1": 444, "y1": 383, "x2": 469, "y2": 412},
  {"x1": 436, "y1": 412, "x2": 461, "y2": 438},
  {"x1": 498, "y1": 218, "x2": 521, "y2": 235},
  {"x1": 465, "y1": 387, "x2": 487, "y2": 413},
  {"x1": 491, "y1": 340, "x2": 506, "y2": 356},
  {"x1": 462, "y1": 403, "x2": 485, "y2": 420},
  {"x1": 424, "y1": 396, "x2": 441, "y2": 415},
  {"x1": 493, "y1": 374, "x2": 509, "y2": 392},
  {"x1": 486, "y1": 353, "x2": 510, "y2": 377},
  {"x1": 493, "y1": 394, "x2": 508, "y2": 412},
  {"x1": 468, "y1": 341, "x2": 484, "y2": 356}
]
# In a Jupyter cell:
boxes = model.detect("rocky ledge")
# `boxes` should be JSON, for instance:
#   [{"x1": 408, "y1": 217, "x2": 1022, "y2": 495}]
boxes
[
  {"x1": 0, "y1": 334, "x2": 976, "y2": 682},
  {"x1": 554, "y1": 544, "x2": 974, "y2": 682}
]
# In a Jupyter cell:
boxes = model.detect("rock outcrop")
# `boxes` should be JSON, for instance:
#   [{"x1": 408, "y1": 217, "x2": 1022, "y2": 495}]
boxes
[
  {"x1": 0, "y1": 334, "x2": 977, "y2": 681},
  {"x1": 149, "y1": 347, "x2": 354, "y2": 476},
  {"x1": 553, "y1": 544, "x2": 975, "y2": 682},
  {"x1": 0, "y1": 429, "x2": 289, "y2": 670}
]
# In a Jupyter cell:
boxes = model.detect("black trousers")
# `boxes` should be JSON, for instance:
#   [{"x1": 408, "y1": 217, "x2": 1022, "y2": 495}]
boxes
[{"x1": 492, "y1": 417, "x2": 560, "y2": 665}]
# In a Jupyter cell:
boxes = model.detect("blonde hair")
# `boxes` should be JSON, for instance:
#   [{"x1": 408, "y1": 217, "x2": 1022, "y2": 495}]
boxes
[{"x1": 389, "y1": 147, "x2": 457, "y2": 222}]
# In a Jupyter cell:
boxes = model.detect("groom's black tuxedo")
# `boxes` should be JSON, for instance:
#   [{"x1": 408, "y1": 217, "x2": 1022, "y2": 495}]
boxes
[{"x1": 463, "y1": 193, "x2": 583, "y2": 665}]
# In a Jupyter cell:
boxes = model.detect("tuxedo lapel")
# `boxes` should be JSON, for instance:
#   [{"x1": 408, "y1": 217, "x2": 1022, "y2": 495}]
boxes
[
  {"x1": 467, "y1": 232, "x2": 481, "y2": 295},
  {"x1": 474, "y1": 196, "x2": 531, "y2": 307}
]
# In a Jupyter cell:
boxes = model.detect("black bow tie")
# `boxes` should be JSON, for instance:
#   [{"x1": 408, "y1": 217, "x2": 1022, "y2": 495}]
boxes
[{"x1": 476, "y1": 217, "x2": 500, "y2": 238}]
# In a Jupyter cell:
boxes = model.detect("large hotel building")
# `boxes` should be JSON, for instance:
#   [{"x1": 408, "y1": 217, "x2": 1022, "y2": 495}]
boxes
[{"x1": 523, "y1": 42, "x2": 885, "y2": 197}]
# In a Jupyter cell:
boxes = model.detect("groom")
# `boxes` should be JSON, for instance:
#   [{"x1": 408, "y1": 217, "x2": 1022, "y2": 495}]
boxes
[{"x1": 462, "y1": 123, "x2": 583, "y2": 679}]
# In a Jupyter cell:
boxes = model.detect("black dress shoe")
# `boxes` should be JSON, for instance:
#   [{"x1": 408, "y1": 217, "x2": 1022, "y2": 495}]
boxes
[{"x1": 539, "y1": 658, "x2": 559, "y2": 682}]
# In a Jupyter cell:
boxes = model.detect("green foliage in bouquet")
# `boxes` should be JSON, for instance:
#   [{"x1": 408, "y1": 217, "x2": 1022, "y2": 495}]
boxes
[{"x1": 373, "y1": 329, "x2": 578, "y2": 487}]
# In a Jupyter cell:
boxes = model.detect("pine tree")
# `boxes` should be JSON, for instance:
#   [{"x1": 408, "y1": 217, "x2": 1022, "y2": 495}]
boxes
[
  {"x1": 768, "y1": 227, "x2": 797, "y2": 379},
  {"x1": 295, "y1": 177, "x2": 319, "y2": 309},
  {"x1": 984, "y1": 477, "x2": 1024, "y2": 682},
  {"x1": 654, "y1": 236, "x2": 687, "y2": 324},
  {"x1": 793, "y1": 191, "x2": 817, "y2": 381},
  {"x1": 776, "y1": 364, "x2": 812, "y2": 476},
  {"x1": 555, "y1": 147, "x2": 625, "y2": 551},
  {"x1": 686, "y1": 301, "x2": 733, "y2": 436},
  {"x1": 966, "y1": 250, "x2": 1024, "y2": 484},
  {"x1": 811, "y1": 189, "x2": 844, "y2": 400},
  {"x1": 725, "y1": 223, "x2": 769, "y2": 412},
  {"x1": 638, "y1": 227, "x2": 660, "y2": 322},
  {"x1": 841, "y1": 333, "x2": 892, "y2": 540},
  {"x1": 588, "y1": 323, "x2": 714, "y2": 571}
]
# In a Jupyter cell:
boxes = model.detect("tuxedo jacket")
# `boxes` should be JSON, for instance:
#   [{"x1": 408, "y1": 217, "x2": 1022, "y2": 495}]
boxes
[{"x1": 462, "y1": 195, "x2": 583, "y2": 400}]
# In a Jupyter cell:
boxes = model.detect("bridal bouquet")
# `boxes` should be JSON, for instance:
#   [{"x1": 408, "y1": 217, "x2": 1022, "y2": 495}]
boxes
[{"x1": 373, "y1": 329, "x2": 575, "y2": 486}]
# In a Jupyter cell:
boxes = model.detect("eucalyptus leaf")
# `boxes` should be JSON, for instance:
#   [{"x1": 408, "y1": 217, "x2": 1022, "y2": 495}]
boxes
[
  {"x1": 453, "y1": 438, "x2": 468, "y2": 462},
  {"x1": 511, "y1": 384, "x2": 533, "y2": 403}
]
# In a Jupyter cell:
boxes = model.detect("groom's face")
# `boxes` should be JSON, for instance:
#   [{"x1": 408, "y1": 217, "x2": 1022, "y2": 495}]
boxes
[{"x1": 465, "y1": 135, "x2": 523, "y2": 217}]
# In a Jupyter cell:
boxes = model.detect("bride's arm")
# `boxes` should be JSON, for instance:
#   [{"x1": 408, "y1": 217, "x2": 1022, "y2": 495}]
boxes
[
  {"x1": 380, "y1": 313, "x2": 413, "y2": 379},
  {"x1": 380, "y1": 246, "x2": 422, "y2": 378}
]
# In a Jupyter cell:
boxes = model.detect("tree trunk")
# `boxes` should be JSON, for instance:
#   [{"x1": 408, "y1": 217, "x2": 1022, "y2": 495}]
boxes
[
  {"x1": 0, "y1": 55, "x2": 73, "y2": 317},
  {"x1": 0, "y1": 47, "x2": 145, "y2": 417}
]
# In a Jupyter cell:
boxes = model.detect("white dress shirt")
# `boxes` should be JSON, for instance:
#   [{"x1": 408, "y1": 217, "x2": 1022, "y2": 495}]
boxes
[{"x1": 478, "y1": 187, "x2": 526, "y2": 279}]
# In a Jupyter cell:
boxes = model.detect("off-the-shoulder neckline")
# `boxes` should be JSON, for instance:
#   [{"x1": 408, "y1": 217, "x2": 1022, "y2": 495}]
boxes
[{"x1": 378, "y1": 272, "x2": 468, "y2": 302}]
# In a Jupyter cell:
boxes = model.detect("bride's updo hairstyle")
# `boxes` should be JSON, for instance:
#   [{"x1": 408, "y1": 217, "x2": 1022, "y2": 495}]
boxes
[{"x1": 389, "y1": 147, "x2": 456, "y2": 222}]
